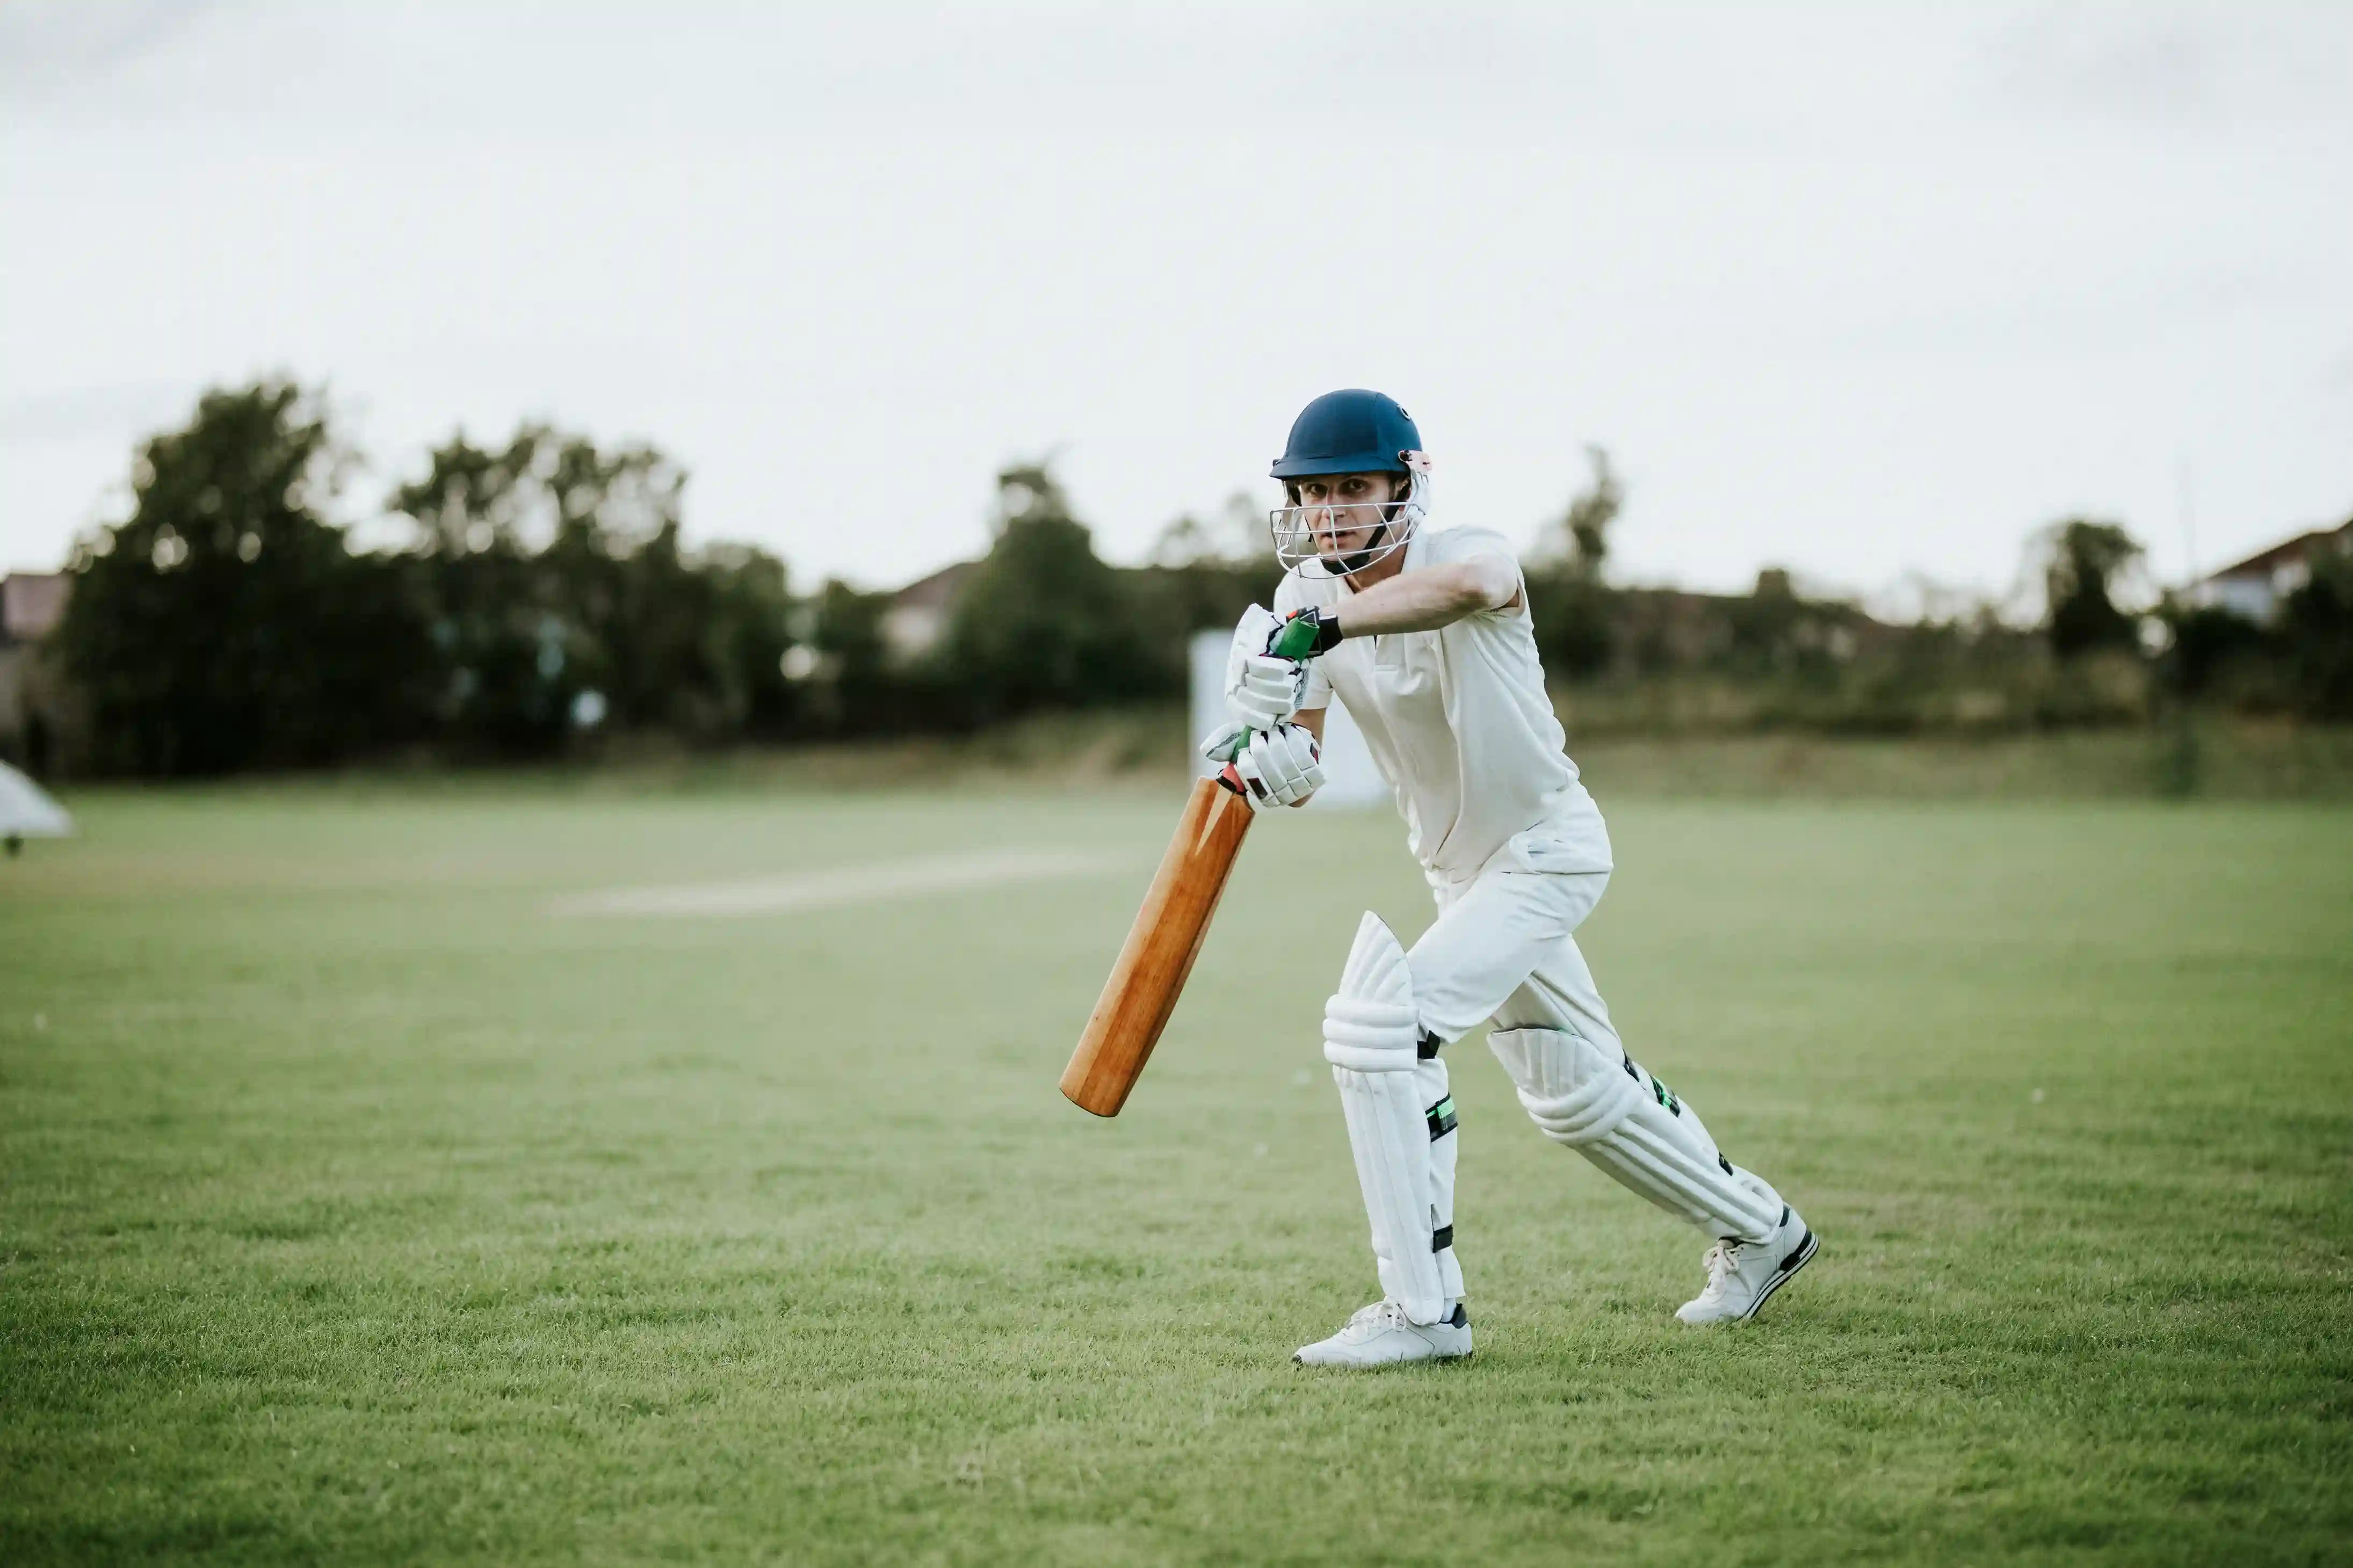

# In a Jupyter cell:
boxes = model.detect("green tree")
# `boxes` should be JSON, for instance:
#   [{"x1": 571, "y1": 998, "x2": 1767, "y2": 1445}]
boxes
[
  {"x1": 1527, "y1": 447, "x2": 1623, "y2": 680},
  {"x1": 794, "y1": 578, "x2": 903, "y2": 735},
  {"x1": 2277, "y1": 532, "x2": 2353, "y2": 718},
  {"x1": 1138, "y1": 490, "x2": 1283, "y2": 639},
  {"x1": 695, "y1": 543, "x2": 799, "y2": 740},
  {"x1": 2157, "y1": 600, "x2": 2275, "y2": 705},
  {"x1": 2037, "y1": 518, "x2": 2146, "y2": 659},
  {"x1": 389, "y1": 425, "x2": 795, "y2": 752},
  {"x1": 1533, "y1": 445, "x2": 1621, "y2": 580},
  {"x1": 935, "y1": 463, "x2": 1170, "y2": 718},
  {"x1": 389, "y1": 429, "x2": 571, "y2": 754},
  {"x1": 56, "y1": 382, "x2": 431, "y2": 775}
]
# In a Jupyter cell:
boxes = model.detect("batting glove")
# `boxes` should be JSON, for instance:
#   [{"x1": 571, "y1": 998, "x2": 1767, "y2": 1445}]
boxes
[
  {"x1": 1223, "y1": 605, "x2": 1306, "y2": 731},
  {"x1": 1232, "y1": 722, "x2": 1324, "y2": 813},
  {"x1": 1198, "y1": 717, "x2": 1251, "y2": 765}
]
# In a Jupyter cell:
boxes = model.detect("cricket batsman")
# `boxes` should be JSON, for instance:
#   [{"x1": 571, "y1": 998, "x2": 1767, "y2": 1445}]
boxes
[{"x1": 1203, "y1": 389, "x2": 1819, "y2": 1367}]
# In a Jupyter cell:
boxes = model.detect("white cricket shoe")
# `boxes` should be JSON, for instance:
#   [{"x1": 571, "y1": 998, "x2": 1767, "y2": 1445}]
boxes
[
  {"x1": 1293, "y1": 1300, "x2": 1473, "y2": 1367},
  {"x1": 1675, "y1": 1204, "x2": 1818, "y2": 1326}
]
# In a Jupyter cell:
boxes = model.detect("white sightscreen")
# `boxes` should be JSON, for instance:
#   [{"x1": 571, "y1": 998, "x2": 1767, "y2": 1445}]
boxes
[{"x1": 1188, "y1": 629, "x2": 1389, "y2": 810}]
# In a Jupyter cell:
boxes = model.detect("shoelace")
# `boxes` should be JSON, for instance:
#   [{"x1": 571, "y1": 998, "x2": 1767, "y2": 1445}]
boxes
[
  {"x1": 1348, "y1": 1300, "x2": 1408, "y2": 1333},
  {"x1": 1698, "y1": 1240, "x2": 1745, "y2": 1298}
]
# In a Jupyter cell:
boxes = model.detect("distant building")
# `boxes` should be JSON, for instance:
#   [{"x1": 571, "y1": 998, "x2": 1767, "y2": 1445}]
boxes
[
  {"x1": 881, "y1": 561, "x2": 976, "y2": 660},
  {"x1": 2, "y1": 572, "x2": 68, "y2": 644},
  {"x1": 2190, "y1": 519, "x2": 2352, "y2": 622},
  {"x1": 0, "y1": 572, "x2": 71, "y2": 776}
]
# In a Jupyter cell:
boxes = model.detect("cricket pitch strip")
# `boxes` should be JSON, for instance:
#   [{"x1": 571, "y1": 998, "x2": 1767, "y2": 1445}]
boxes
[{"x1": 546, "y1": 846, "x2": 1131, "y2": 919}]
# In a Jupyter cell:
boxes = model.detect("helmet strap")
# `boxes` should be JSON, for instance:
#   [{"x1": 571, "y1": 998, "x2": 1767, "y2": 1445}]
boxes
[{"x1": 1329, "y1": 517, "x2": 1389, "y2": 578}]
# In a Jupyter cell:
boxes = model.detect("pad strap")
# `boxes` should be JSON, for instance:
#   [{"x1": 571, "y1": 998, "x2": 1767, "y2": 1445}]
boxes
[{"x1": 1489, "y1": 1026, "x2": 1780, "y2": 1243}]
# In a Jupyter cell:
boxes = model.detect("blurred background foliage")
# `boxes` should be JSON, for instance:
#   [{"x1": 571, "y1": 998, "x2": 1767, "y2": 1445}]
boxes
[{"x1": 29, "y1": 378, "x2": 2353, "y2": 778}]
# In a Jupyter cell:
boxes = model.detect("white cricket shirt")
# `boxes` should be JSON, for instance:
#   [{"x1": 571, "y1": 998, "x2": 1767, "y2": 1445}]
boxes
[{"x1": 1275, "y1": 526, "x2": 1612, "y2": 885}]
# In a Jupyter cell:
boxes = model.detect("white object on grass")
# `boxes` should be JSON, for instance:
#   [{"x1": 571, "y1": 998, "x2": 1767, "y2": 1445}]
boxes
[{"x1": 0, "y1": 760, "x2": 71, "y2": 848}]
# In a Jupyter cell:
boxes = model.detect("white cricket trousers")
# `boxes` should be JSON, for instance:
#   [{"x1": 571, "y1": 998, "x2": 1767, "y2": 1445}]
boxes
[
  {"x1": 1403, "y1": 841, "x2": 1785, "y2": 1246},
  {"x1": 1409, "y1": 859, "x2": 1622, "y2": 1049}
]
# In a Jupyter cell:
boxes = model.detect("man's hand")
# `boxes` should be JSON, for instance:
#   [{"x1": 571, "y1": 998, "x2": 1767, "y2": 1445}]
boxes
[
  {"x1": 1223, "y1": 605, "x2": 1306, "y2": 731},
  {"x1": 1228, "y1": 721, "x2": 1325, "y2": 813}
]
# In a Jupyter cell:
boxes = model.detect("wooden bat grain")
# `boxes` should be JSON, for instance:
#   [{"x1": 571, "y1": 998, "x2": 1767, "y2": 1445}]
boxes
[{"x1": 1059, "y1": 775, "x2": 1255, "y2": 1117}]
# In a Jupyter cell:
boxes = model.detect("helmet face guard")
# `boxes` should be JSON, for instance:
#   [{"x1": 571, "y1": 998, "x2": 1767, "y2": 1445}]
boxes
[
  {"x1": 1270, "y1": 460, "x2": 1429, "y2": 577},
  {"x1": 1268, "y1": 390, "x2": 1430, "y2": 578}
]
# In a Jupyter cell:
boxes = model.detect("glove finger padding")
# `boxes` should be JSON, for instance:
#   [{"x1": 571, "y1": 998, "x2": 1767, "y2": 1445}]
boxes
[
  {"x1": 1269, "y1": 724, "x2": 1326, "y2": 802},
  {"x1": 1229, "y1": 655, "x2": 1304, "y2": 729},
  {"x1": 1224, "y1": 606, "x2": 1304, "y2": 729},
  {"x1": 1234, "y1": 723, "x2": 1324, "y2": 812},
  {"x1": 1223, "y1": 606, "x2": 1280, "y2": 690},
  {"x1": 1197, "y1": 718, "x2": 1250, "y2": 764}
]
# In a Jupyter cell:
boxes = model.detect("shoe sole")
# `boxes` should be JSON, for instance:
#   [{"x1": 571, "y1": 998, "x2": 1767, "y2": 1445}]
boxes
[
  {"x1": 1293, "y1": 1341, "x2": 1475, "y2": 1368},
  {"x1": 1734, "y1": 1228, "x2": 1818, "y2": 1322}
]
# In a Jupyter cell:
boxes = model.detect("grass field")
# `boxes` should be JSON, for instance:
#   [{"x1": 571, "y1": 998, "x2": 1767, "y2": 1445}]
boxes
[
  {"x1": 542, "y1": 710, "x2": 2353, "y2": 803},
  {"x1": 4, "y1": 780, "x2": 2350, "y2": 1564}
]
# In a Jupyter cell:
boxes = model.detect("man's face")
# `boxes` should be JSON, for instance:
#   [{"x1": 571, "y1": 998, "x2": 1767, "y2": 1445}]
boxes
[{"x1": 1294, "y1": 471, "x2": 1401, "y2": 569}]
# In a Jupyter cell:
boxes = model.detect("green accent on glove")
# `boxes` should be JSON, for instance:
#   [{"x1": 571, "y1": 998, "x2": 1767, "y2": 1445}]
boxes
[{"x1": 1268, "y1": 608, "x2": 1335, "y2": 661}]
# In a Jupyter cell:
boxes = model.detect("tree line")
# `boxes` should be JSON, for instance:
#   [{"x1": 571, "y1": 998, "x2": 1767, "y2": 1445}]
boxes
[
  {"x1": 48, "y1": 382, "x2": 1275, "y2": 775},
  {"x1": 34, "y1": 380, "x2": 2353, "y2": 777}
]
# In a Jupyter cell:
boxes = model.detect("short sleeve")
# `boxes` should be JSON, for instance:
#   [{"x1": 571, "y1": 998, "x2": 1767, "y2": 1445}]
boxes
[
  {"x1": 1299, "y1": 657, "x2": 1334, "y2": 713},
  {"x1": 1425, "y1": 526, "x2": 1527, "y2": 619}
]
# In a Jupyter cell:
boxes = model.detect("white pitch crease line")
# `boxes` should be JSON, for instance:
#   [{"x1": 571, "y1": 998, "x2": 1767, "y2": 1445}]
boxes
[{"x1": 548, "y1": 847, "x2": 1129, "y2": 918}]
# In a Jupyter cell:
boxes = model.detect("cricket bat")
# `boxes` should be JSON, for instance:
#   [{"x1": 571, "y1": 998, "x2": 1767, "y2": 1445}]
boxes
[{"x1": 1060, "y1": 772, "x2": 1254, "y2": 1116}]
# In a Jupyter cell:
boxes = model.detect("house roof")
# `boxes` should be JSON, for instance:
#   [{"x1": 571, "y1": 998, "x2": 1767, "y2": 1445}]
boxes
[
  {"x1": 1, "y1": 573, "x2": 68, "y2": 643},
  {"x1": 888, "y1": 560, "x2": 977, "y2": 610},
  {"x1": 2202, "y1": 519, "x2": 2352, "y2": 582}
]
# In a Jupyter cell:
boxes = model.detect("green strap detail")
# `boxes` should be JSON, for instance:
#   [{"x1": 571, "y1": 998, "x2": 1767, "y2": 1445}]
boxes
[
  {"x1": 1268, "y1": 612, "x2": 1324, "y2": 661},
  {"x1": 1426, "y1": 1096, "x2": 1458, "y2": 1139}
]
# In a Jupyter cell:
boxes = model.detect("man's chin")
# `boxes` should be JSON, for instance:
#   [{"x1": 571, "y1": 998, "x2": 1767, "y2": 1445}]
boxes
[{"x1": 1319, "y1": 550, "x2": 1376, "y2": 576}]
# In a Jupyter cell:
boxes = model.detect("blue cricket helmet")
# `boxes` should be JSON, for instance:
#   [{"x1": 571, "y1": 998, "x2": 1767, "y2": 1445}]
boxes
[
  {"x1": 1266, "y1": 390, "x2": 1431, "y2": 577},
  {"x1": 1270, "y1": 390, "x2": 1423, "y2": 479}
]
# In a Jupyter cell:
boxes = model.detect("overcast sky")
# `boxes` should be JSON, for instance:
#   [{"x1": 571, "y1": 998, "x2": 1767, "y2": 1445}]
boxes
[{"x1": 3, "y1": 2, "x2": 2347, "y2": 602}]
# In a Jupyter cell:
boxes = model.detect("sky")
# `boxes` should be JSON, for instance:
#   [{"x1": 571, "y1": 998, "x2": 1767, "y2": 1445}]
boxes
[{"x1": 2, "y1": 1, "x2": 2348, "y2": 606}]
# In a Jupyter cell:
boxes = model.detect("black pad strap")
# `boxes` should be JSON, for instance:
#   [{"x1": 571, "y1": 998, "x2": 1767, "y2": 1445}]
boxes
[{"x1": 1425, "y1": 1097, "x2": 1458, "y2": 1140}]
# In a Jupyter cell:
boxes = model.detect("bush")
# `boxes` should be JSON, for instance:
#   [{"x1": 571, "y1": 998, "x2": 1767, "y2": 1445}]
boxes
[{"x1": 2279, "y1": 547, "x2": 2353, "y2": 719}]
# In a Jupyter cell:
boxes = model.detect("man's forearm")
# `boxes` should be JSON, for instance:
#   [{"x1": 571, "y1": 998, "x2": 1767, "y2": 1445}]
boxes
[{"x1": 1334, "y1": 560, "x2": 1519, "y2": 637}]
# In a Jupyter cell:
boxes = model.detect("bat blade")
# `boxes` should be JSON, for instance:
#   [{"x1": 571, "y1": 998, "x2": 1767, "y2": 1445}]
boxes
[{"x1": 1059, "y1": 774, "x2": 1254, "y2": 1116}]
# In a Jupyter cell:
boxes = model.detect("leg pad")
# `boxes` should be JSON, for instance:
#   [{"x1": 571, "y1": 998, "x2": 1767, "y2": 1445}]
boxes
[
  {"x1": 1489, "y1": 1025, "x2": 1781, "y2": 1243},
  {"x1": 1324, "y1": 913, "x2": 1462, "y2": 1323}
]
